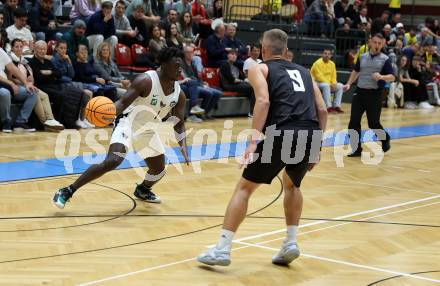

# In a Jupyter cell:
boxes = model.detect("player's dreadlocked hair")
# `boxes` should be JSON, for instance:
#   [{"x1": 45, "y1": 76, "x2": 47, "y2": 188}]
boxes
[{"x1": 157, "y1": 47, "x2": 184, "y2": 64}]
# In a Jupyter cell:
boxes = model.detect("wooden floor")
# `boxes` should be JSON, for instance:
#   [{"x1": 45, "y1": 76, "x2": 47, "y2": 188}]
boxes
[{"x1": 0, "y1": 104, "x2": 439, "y2": 286}]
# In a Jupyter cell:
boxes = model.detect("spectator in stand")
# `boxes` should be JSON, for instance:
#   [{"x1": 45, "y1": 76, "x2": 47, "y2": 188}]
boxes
[
  {"x1": 287, "y1": 50, "x2": 294, "y2": 62},
  {"x1": 346, "y1": 0, "x2": 361, "y2": 26},
  {"x1": 336, "y1": 23, "x2": 358, "y2": 54},
  {"x1": 219, "y1": 49, "x2": 254, "y2": 116},
  {"x1": 382, "y1": 24, "x2": 397, "y2": 48},
  {"x1": 160, "y1": 9, "x2": 178, "y2": 37},
  {"x1": 94, "y1": 42, "x2": 130, "y2": 97},
  {"x1": 86, "y1": 1, "x2": 118, "y2": 59},
  {"x1": 417, "y1": 27, "x2": 435, "y2": 46},
  {"x1": 0, "y1": 39, "x2": 37, "y2": 133},
  {"x1": 178, "y1": 11, "x2": 195, "y2": 43},
  {"x1": 402, "y1": 55, "x2": 433, "y2": 109},
  {"x1": 69, "y1": 0, "x2": 101, "y2": 25},
  {"x1": 2, "y1": 0, "x2": 18, "y2": 29},
  {"x1": 166, "y1": 23, "x2": 184, "y2": 50},
  {"x1": 210, "y1": 0, "x2": 223, "y2": 19},
  {"x1": 304, "y1": 0, "x2": 331, "y2": 37},
  {"x1": 242, "y1": 43, "x2": 261, "y2": 77},
  {"x1": 389, "y1": 13, "x2": 401, "y2": 28},
  {"x1": 6, "y1": 8, "x2": 33, "y2": 55},
  {"x1": 310, "y1": 48, "x2": 344, "y2": 113},
  {"x1": 61, "y1": 19, "x2": 90, "y2": 61},
  {"x1": 127, "y1": 4, "x2": 150, "y2": 47},
  {"x1": 334, "y1": 0, "x2": 348, "y2": 27},
  {"x1": 393, "y1": 23, "x2": 405, "y2": 41},
  {"x1": 174, "y1": 0, "x2": 192, "y2": 15},
  {"x1": 73, "y1": 44, "x2": 118, "y2": 102},
  {"x1": 125, "y1": 0, "x2": 161, "y2": 25},
  {"x1": 180, "y1": 45, "x2": 222, "y2": 122},
  {"x1": 8, "y1": 38, "x2": 64, "y2": 131},
  {"x1": 114, "y1": 0, "x2": 138, "y2": 47},
  {"x1": 51, "y1": 40, "x2": 93, "y2": 102},
  {"x1": 29, "y1": 41, "x2": 92, "y2": 129},
  {"x1": 0, "y1": 11, "x2": 7, "y2": 46},
  {"x1": 353, "y1": 6, "x2": 371, "y2": 29},
  {"x1": 401, "y1": 42, "x2": 420, "y2": 62},
  {"x1": 28, "y1": 0, "x2": 61, "y2": 41},
  {"x1": 149, "y1": 24, "x2": 167, "y2": 63},
  {"x1": 223, "y1": 23, "x2": 248, "y2": 68},
  {"x1": 389, "y1": 0, "x2": 401, "y2": 14},
  {"x1": 205, "y1": 22, "x2": 227, "y2": 68},
  {"x1": 192, "y1": 0, "x2": 206, "y2": 22},
  {"x1": 405, "y1": 27, "x2": 417, "y2": 46},
  {"x1": 422, "y1": 43, "x2": 439, "y2": 64},
  {"x1": 371, "y1": 10, "x2": 390, "y2": 35}
]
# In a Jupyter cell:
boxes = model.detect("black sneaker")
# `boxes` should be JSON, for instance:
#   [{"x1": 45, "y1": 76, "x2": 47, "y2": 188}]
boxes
[
  {"x1": 347, "y1": 150, "x2": 362, "y2": 157},
  {"x1": 13, "y1": 122, "x2": 36, "y2": 132},
  {"x1": 382, "y1": 140, "x2": 391, "y2": 153},
  {"x1": 2, "y1": 120, "x2": 12, "y2": 133},
  {"x1": 52, "y1": 187, "x2": 73, "y2": 209},
  {"x1": 134, "y1": 184, "x2": 161, "y2": 203}
]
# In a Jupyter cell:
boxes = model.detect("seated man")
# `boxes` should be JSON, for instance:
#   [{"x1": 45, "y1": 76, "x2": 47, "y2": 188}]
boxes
[
  {"x1": 181, "y1": 45, "x2": 222, "y2": 121},
  {"x1": 219, "y1": 49, "x2": 254, "y2": 116},
  {"x1": 310, "y1": 48, "x2": 344, "y2": 113},
  {"x1": 6, "y1": 7, "x2": 33, "y2": 55},
  {"x1": 86, "y1": 1, "x2": 118, "y2": 59},
  {"x1": 73, "y1": 44, "x2": 118, "y2": 102},
  {"x1": 204, "y1": 22, "x2": 228, "y2": 68},
  {"x1": 28, "y1": 0, "x2": 61, "y2": 41},
  {"x1": 114, "y1": 0, "x2": 138, "y2": 47},
  {"x1": 243, "y1": 43, "x2": 261, "y2": 77},
  {"x1": 222, "y1": 23, "x2": 248, "y2": 68},
  {"x1": 61, "y1": 19, "x2": 90, "y2": 61},
  {"x1": 127, "y1": 4, "x2": 150, "y2": 47}
]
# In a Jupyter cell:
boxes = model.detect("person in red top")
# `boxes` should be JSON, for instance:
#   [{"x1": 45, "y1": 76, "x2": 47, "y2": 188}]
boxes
[
  {"x1": 192, "y1": 0, "x2": 206, "y2": 20},
  {"x1": 290, "y1": 0, "x2": 305, "y2": 23}
]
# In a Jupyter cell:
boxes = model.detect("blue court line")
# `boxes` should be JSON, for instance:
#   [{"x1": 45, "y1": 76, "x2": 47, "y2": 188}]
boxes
[{"x1": 1, "y1": 123, "x2": 440, "y2": 183}]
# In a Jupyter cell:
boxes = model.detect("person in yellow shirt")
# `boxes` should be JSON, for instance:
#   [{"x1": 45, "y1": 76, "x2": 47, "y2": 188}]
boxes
[
  {"x1": 389, "y1": 0, "x2": 401, "y2": 14},
  {"x1": 404, "y1": 28, "x2": 418, "y2": 46},
  {"x1": 310, "y1": 48, "x2": 344, "y2": 113}
]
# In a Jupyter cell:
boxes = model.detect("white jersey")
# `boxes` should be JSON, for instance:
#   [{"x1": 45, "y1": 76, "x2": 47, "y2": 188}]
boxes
[{"x1": 110, "y1": 70, "x2": 181, "y2": 158}]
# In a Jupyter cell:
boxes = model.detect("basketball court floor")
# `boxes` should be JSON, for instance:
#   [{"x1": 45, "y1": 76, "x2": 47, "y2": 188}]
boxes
[{"x1": 0, "y1": 104, "x2": 439, "y2": 285}]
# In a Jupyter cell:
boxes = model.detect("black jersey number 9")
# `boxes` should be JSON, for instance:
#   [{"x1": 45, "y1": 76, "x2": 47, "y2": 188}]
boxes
[{"x1": 286, "y1": 70, "x2": 305, "y2": 92}]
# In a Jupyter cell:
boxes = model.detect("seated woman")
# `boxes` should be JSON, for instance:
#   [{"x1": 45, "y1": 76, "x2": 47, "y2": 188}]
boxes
[
  {"x1": 404, "y1": 56, "x2": 434, "y2": 109},
  {"x1": 8, "y1": 38, "x2": 64, "y2": 131},
  {"x1": 73, "y1": 44, "x2": 118, "y2": 102},
  {"x1": 94, "y1": 42, "x2": 130, "y2": 98},
  {"x1": 166, "y1": 23, "x2": 184, "y2": 50},
  {"x1": 149, "y1": 24, "x2": 168, "y2": 64},
  {"x1": 51, "y1": 40, "x2": 94, "y2": 98},
  {"x1": 178, "y1": 12, "x2": 196, "y2": 43},
  {"x1": 219, "y1": 49, "x2": 255, "y2": 116}
]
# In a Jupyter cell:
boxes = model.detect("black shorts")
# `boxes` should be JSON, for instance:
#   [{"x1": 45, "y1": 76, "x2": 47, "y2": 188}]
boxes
[{"x1": 242, "y1": 128, "x2": 321, "y2": 187}]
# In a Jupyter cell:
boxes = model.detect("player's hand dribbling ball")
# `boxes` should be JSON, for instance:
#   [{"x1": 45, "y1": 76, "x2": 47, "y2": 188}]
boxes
[{"x1": 85, "y1": 96, "x2": 116, "y2": 127}]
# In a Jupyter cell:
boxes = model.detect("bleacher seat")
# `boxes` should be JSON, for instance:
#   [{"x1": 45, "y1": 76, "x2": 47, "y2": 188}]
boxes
[
  {"x1": 130, "y1": 44, "x2": 151, "y2": 72},
  {"x1": 202, "y1": 68, "x2": 239, "y2": 97},
  {"x1": 115, "y1": 43, "x2": 133, "y2": 70},
  {"x1": 200, "y1": 48, "x2": 208, "y2": 67}
]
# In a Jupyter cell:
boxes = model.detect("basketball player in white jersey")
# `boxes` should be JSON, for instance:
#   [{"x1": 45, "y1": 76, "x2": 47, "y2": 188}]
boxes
[{"x1": 53, "y1": 48, "x2": 189, "y2": 209}]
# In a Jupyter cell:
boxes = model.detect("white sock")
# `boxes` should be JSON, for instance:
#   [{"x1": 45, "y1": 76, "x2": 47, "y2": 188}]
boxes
[
  {"x1": 286, "y1": 225, "x2": 298, "y2": 243},
  {"x1": 216, "y1": 229, "x2": 234, "y2": 250}
]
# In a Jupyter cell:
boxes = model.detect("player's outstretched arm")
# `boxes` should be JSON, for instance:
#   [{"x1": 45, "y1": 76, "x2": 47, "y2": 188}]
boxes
[
  {"x1": 172, "y1": 90, "x2": 190, "y2": 165},
  {"x1": 312, "y1": 79, "x2": 328, "y2": 132},
  {"x1": 114, "y1": 73, "x2": 152, "y2": 115},
  {"x1": 247, "y1": 64, "x2": 270, "y2": 142}
]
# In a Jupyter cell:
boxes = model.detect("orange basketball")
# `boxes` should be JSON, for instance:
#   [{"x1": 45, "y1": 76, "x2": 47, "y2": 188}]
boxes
[{"x1": 85, "y1": 96, "x2": 116, "y2": 127}]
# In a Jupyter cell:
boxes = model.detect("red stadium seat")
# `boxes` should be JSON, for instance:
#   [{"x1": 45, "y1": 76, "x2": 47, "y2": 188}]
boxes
[
  {"x1": 202, "y1": 68, "x2": 238, "y2": 97},
  {"x1": 130, "y1": 44, "x2": 150, "y2": 72},
  {"x1": 199, "y1": 48, "x2": 208, "y2": 67},
  {"x1": 114, "y1": 43, "x2": 133, "y2": 69},
  {"x1": 47, "y1": 40, "x2": 57, "y2": 56}
]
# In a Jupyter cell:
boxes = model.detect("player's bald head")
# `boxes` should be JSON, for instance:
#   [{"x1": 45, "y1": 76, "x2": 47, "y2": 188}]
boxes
[{"x1": 262, "y1": 29, "x2": 288, "y2": 57}]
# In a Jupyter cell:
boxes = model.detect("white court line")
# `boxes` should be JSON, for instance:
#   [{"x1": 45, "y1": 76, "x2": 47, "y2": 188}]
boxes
[
  {"x1": 78, "y1": 195, "x2": 440, "y2": 285},
  {"x1": 247, "y1": 201, "x2": 440, "y2": 246},
  {"x1": 307, "y1": 174, "x2": 438, "y2": 195},
  {"x1": 235, "y1": 241, "x2": 440, "y2": 284}
]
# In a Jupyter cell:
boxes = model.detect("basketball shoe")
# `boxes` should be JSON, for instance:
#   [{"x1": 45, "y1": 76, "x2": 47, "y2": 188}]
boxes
[
  {"x1": 272, "y1": 240, "x2": 300, "y2": 265},
  {"x1": 52, "y1": 187, "x2": 73, "y2": 209},
  {"x1": 197, "y1": 246, "x2": 231, "y2": 266},
  {"x1": 133, "y1": 184, "x2": 161, "y2": 203}
]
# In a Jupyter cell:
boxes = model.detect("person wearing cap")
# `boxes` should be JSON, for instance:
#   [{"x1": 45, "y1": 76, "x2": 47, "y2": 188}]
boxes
[
  {"x1": 61, "y1": 19, "x2": 90, "y2": 60},
  {"x1": 343, "y1": 33, "x2": 395, "y2": 157}
]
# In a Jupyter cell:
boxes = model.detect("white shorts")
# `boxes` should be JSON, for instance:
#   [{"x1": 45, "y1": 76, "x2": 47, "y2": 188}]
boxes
[{"x1": 110, "y1": 115, "x2": 165, "y2": 158}]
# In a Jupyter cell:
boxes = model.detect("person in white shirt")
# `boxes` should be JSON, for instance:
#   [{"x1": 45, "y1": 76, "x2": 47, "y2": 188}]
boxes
[
  {"x1": 243, "y1": 43, "x2": 262, "y2": 77},
  {"x1": 6, "y1": 7, "x2": 33, "y2": 55}
]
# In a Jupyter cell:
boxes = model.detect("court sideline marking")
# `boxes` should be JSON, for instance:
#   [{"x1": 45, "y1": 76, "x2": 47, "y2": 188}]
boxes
[{"x1": 78, "y1": 194, "x2": 440, "y2": 285}]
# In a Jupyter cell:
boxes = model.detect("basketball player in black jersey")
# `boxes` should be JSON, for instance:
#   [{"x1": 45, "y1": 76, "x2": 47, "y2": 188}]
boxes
[{"x1": 198, "y1": 29, "x2": 328, "y2": 266}]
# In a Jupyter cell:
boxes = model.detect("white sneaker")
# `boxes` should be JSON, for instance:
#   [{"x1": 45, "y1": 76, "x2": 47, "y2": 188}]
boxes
[
  {"x1": 197, "y1": 246, "x2": 231, "y2": 266},
  {"x1": 75, "y1": 119, "x2": 88, "y2": 129},
  {"x1": 83, "y1": 119, "x2": 95, "y2": 128},
  {"x1": 187, "y1": 115, "x2": 202, "y2": 123},
  {"x1": 404, "y1": 101, "x2": 417, "y2": 109},
  {"x1": 272, "y1": 241, "x2": 300, "y2": 265},
  {"x1": 190, "y1": 105, "x2": 205, "y2": 115},
  {"x1": 44, "y1": 119, "x2": 64, "y2": 130},
  {"x1": 418, "y1": 101, "x2": 434, "y2": 109}
]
